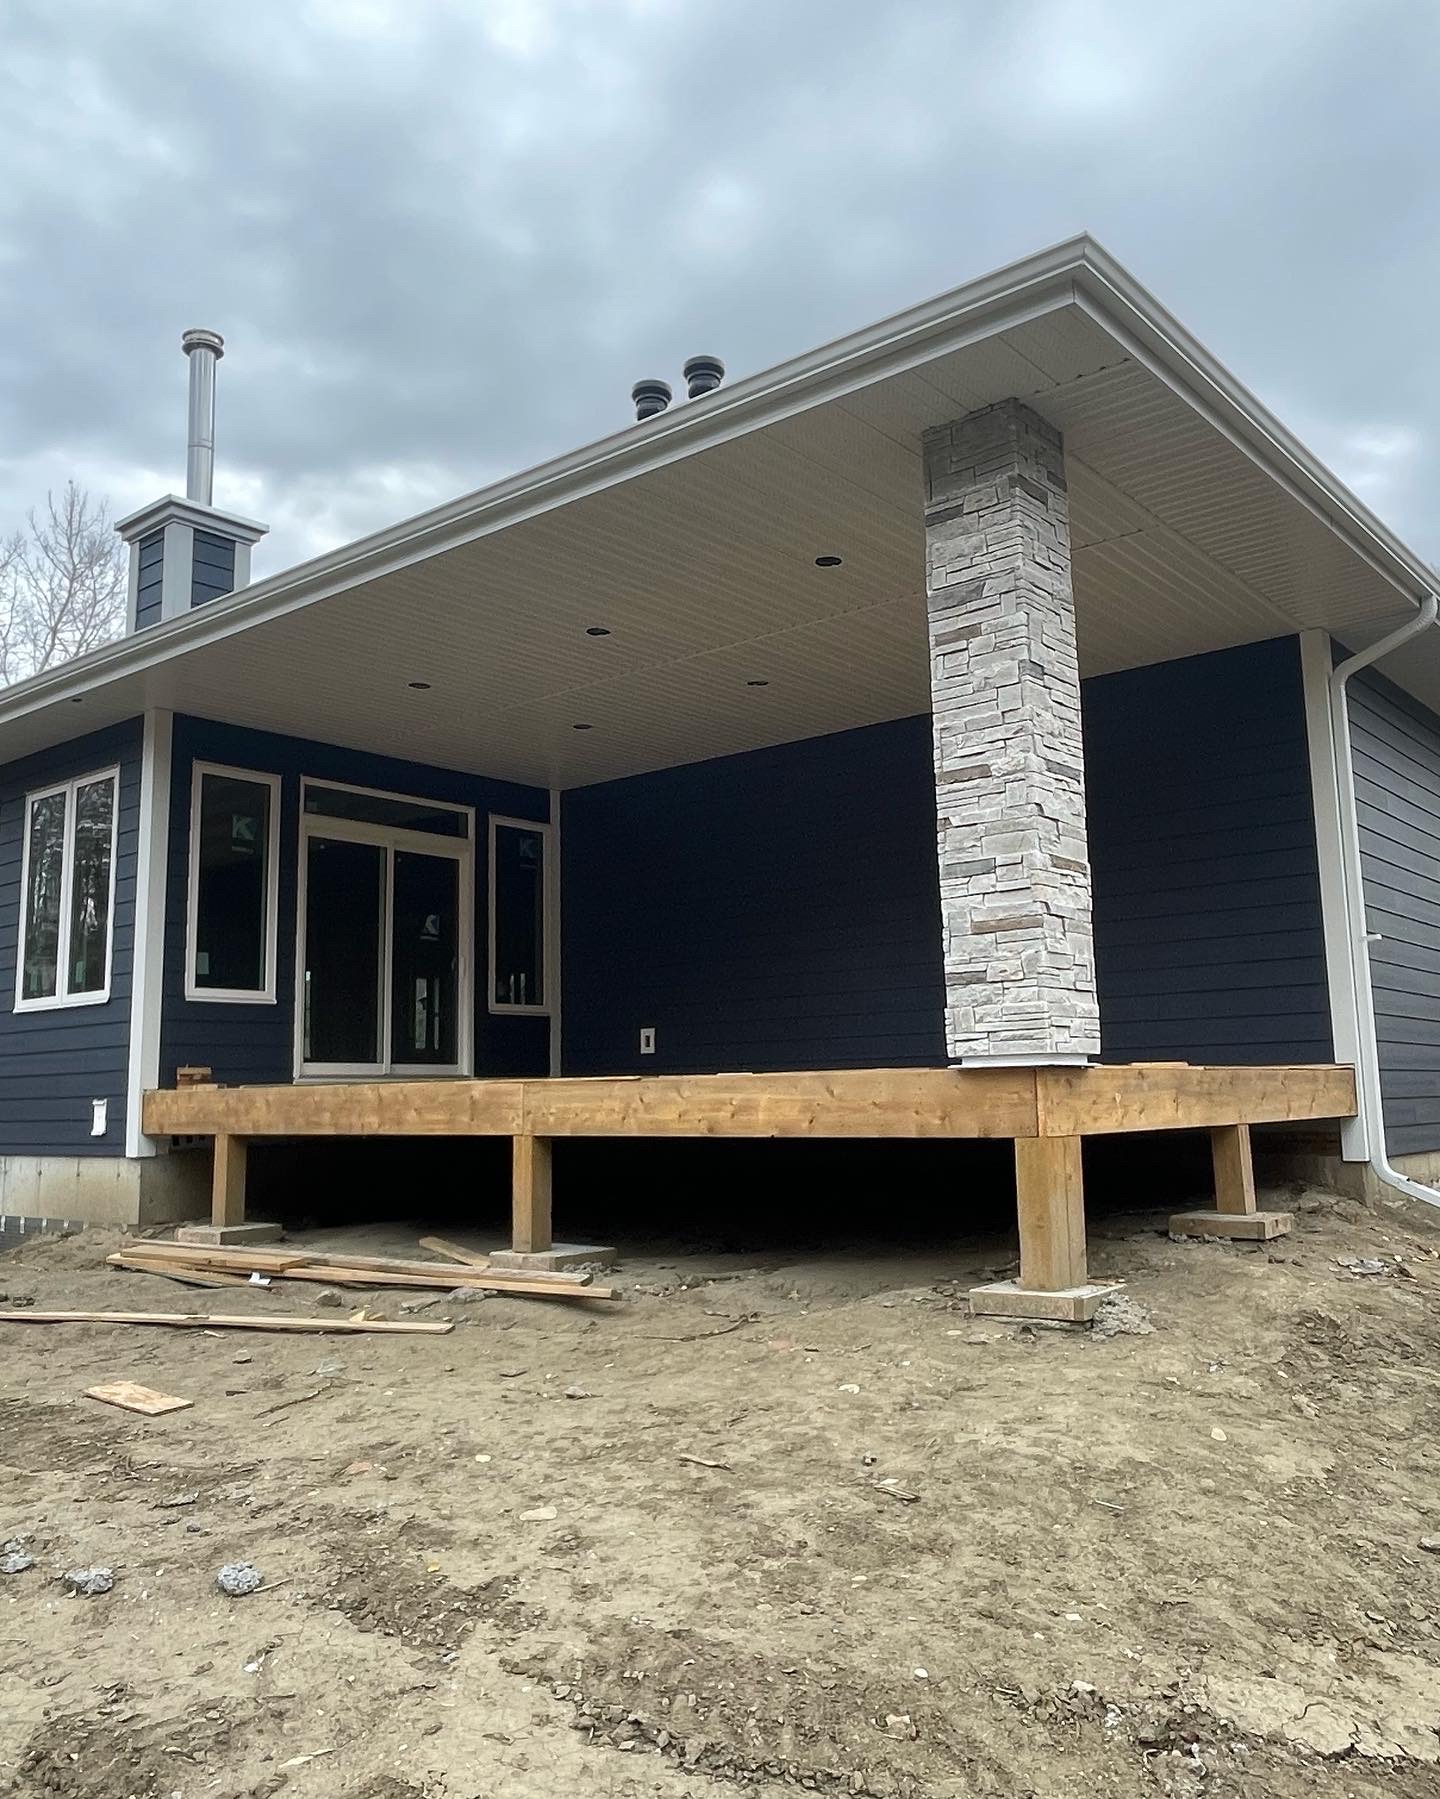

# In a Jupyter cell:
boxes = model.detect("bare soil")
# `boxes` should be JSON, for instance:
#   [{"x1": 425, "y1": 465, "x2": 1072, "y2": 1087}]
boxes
[{"x1": 3, "y1": 1184, "x2": 1440, "y2": 1797}]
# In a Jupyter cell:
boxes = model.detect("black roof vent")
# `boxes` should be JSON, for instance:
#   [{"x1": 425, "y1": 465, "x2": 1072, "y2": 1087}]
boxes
[
  {"x1": 684, "y1": 354, "x2": 724, "y2": 399},
  {"x1": 632, "y1": 378, "x2": 672, "y2": 422}
]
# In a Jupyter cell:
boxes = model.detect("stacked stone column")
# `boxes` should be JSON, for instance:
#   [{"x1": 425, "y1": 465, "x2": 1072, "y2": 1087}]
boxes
[{"x1": 924, "y1": 399, "x2": 1100, "y2": 1061}]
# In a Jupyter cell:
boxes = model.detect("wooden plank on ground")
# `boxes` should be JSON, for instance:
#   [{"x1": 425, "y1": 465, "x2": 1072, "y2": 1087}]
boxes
[
  {"x1": 417, "y1": 1235, "x2": 492, "y2": 1268},
  {"x1": 106, "y1": 1252, "x2": 611, "y2": 1301},
  {"x1": 111, "y1": 1243, "x2": 593, "y2": 1289},
  {"x1": 1014, "y1": 1134, "x2": 1088, "y2": 1292},
  {"x1": 86, "y1": 1381, "x2": 193, "y2": 1415},
  {"x1": 520, "y1": 1068, "x2": 1039, "y2": 1139},
  {"x1": 1033, "y1": 1065, "x2": 1357, "y2": 1138},
  {"x1": 143, "y1": 1080, "x2": 526, "y2": 1139},
  {"x1": 0, "y1": 1310, "x2": 455, "y2": 1335}
]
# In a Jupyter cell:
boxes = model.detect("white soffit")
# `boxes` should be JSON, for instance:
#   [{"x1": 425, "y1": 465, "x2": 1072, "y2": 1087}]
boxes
[{"x1": 2, "y1": 239, "x2": 1435, "y2": 785}]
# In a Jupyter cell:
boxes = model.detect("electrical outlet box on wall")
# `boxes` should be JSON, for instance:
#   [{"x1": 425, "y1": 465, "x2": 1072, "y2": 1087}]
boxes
[{"x1": 639, "y1": 1027, "x2": 656, "y2": 1055}]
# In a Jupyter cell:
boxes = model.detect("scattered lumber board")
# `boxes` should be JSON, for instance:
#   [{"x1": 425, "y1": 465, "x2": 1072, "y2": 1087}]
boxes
[
  {"x1": 0, "y1": 1310, "x2": 454, "y2": 1335},
  {"x1": 417, "y1": 1235, "x2": 496, "y2": 1270},
  {"x1": 86, "y1": 1381, "x2": 192, "y2": 1416},
  {"x1": 124, "y1": 1241, "x2": 589, "y2": 1285},
  {"x1": 107, "y1": 1243, "x2": 612, "y2": 1302}
]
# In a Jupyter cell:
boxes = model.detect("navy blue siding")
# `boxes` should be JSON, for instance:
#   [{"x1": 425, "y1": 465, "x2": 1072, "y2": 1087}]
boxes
[
  {"x1": 561, "y1": 717, "x2": 948, "y2": 1075},
  {"x1": 1349, "y1": 667, "x2": 1440, "y2": 1155},
  {"x1": 562, "y1": 641, "x2": 1330, "y2": 1077},
  {"x1": 0, "y1": 719, "x2": 143, "y2": 1155},
  {"x1": 1084, "y1": 637, "x2": 1332, "y2": 1065},
  {"x1": 191, "y1": 531, "x2": 236, "y2": 607},
  {"x1": 134, "y1": 531, "x2": 164, "y2": 629},
  {"x1": 159, "y1": 717, "x2": 550, "y2": 1086}
]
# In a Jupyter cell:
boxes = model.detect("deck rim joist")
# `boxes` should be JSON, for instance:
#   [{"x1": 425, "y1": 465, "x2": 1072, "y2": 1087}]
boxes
[{"x1": 142, "y1": 1063, "x2": 1357, "y2": 1143}]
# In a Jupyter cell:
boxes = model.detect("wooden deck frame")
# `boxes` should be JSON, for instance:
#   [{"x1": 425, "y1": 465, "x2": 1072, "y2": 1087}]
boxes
[{"x1": 144, "y1": 1063, "x2": 1356, "y2": 1297}]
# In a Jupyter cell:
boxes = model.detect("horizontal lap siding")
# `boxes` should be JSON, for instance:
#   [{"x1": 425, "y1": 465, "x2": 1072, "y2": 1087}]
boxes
[
  {"x1": 1349, "y1": 669, "x2": 1440, "y2": 1155},
  {"x1": 0, "y1": 719, "x2": 143, "y2": 1154},
  {"x1": 1084, "y1": 637, "x2": 1332, "y2": 1066},
  {"x1": 561, "y1": 716, "x2": 948, "y2": 1074},
  {"x1": 160, "y1": 717, "x2": 550, "y2": 1086}
]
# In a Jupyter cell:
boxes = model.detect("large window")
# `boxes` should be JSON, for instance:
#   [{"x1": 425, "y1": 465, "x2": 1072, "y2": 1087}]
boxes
[
  {"x1": 489, "y1": 816, "x2": 550, "y2": 1014},
  {"x1": 186, "y1": 764, "x2": 280, "y2": 1002},
  {"x1": 16, "y1": 768, "x2": 119, "y2": 1010}
]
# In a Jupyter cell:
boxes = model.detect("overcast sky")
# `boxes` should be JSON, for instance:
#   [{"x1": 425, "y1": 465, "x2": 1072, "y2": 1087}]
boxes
[{"x1": 2, "y1": 0, "x2": 1437, "y2": 576}]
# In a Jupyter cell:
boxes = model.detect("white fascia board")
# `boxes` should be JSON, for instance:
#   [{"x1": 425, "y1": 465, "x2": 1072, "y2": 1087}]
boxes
[{"x1": 4, "y1": 233, "x2": 1436, "y2": 742}]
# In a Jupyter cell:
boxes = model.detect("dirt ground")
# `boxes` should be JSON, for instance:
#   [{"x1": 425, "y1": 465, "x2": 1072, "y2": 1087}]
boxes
[{"x1": 3, "y1": 1182, "x2": 1440, "y2": 1798}]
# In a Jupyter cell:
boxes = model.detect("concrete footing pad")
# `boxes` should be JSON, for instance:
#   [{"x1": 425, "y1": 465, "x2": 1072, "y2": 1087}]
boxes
[
  {"x1": 1168, "y1": 1209, "x2": 1293, "y2": 1242},
  {"x1": 490, "y1": 1243, "x2": 617, "y2": 1273},
  {"x1": 174, "y1": 1222, "x2": 284, "y2": 1248},
  {"x1": 968, "y1": 1279, "x2": 1111, "y2": 1324}
]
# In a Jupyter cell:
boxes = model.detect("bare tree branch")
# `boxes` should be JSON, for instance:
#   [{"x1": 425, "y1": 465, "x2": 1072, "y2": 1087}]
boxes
[{"x1": 0, "y1": 481, "x2": 127, "y2": 686}]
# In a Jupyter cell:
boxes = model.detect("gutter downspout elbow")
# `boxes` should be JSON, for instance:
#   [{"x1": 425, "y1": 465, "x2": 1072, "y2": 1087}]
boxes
[{"x1": 1330, "y1": 592, "x2": 1440, "y2": 1208}]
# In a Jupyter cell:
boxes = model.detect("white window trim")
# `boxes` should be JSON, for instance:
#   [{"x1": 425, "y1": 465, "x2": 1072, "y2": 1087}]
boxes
[
  {"x1": 302, "y1": 774, "x2": 474, "y2": 834},
  {"x1": 488, "y1": 813, "x2": 553, "y2": 1017},
  {"x1": 14, "y1": 765, "x2": 121, "y2": 1013},
  {"x1": 295, "y1": 777, "x2": 475, "y2": 1079},
  {"x1": 184, "y1": 761, "x2": 282, "y2": 1004}
]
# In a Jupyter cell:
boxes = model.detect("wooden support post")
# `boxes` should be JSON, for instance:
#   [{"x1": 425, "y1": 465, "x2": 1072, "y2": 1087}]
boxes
[
  {"x1": 1209, "y1": 1123, "x2": 1257, "y2": 1215},
  {"x1": 212, "y1": 1133, "x2": 248, "y2": 1228},
  {"x1": 1170, "y1": 1118, "x2": 1291, "y2": 1242},
  {"x1": 511, "y1": 1135, "x2": 553, "y2": 1254},
  {"x1": 1015, "y1": 1134, "x2": 1088, "y2": 1292}
]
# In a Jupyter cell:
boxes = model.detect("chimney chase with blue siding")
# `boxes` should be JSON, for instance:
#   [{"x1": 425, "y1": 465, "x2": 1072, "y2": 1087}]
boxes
[{"x1": 116, "y1": 328, "x2": 267, "y2": 630}]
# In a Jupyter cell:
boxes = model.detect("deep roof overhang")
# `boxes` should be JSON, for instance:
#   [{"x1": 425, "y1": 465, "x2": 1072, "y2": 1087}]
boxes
[{"x1": 1, "y1": 236, "x2": 1434, "y2": 785}]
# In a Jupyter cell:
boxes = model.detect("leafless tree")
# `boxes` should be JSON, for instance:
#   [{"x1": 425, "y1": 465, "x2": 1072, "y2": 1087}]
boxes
[{"x1": 0, "y1": 482, "x2": 127, "y2": 685}]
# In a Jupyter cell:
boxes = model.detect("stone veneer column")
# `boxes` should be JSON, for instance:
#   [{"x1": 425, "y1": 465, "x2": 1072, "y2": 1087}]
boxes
[{"x1": 924, "y1": 399, "x2": 1100, "y2": 1061}]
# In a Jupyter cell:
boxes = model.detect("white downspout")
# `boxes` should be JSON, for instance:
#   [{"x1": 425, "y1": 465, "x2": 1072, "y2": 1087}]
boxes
[{"x1": 1329, "y1": 593, "x2": 1440, "y2": 1208}]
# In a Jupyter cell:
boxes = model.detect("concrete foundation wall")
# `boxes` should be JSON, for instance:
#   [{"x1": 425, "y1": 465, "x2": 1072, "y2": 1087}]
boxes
[{"x1": 0, "y1": 1151, "x2": 209, "y2": 1228}]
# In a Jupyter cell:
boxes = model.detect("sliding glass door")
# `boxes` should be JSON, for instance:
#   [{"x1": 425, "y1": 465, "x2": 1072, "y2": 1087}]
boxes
[{"x1": 298, "y1": 784, "x2": 471, "y2": 1077}]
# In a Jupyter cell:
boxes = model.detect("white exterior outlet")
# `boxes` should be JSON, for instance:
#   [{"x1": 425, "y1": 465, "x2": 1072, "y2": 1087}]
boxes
[
  {"x1": 91, "y1": 1099, "x2": 107, "y2": 1138},
  {"x1": 639, "y1": 1027, "x2": 656, "y2": 1055}
]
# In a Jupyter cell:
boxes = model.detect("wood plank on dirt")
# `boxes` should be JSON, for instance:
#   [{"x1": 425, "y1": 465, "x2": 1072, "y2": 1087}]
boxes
[
  {"x1": 416, "y1": 1235, "x2": 493, "y2": 1268},
  {"x1": 105, "y1": 1251, "x2": 612, "y2": 1302},
  {"x1": 85, "y1": 1381, "x2": 193, "y2": 1415},
  {"x1": 0, "y1": 1310, "x2": 455, "y2": 1335},
  {"x1": 118, "y1": 1241, "x2": 586, "y2": 1285}
]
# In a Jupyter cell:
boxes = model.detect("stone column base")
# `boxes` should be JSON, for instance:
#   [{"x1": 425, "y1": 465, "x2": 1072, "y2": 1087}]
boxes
[
  {"x1": 1168, "y1": 1209, "x2": 1293, "y2": 1242},
  {"x1": 968, "y1": 1279, "x2": 1111, "y2": 1324}
]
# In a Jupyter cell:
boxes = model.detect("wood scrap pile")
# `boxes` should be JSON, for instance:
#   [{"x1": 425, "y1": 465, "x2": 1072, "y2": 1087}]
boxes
[{"x1": 105, "y1": 1238, "x2": 614, "y2": 1304}]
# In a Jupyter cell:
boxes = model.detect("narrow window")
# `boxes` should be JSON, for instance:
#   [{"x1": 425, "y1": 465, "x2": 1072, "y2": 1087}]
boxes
[
  {"x1": 16, "y1": 769, "x2": 118, "y2": 1010},
  {"x1": 187, "y1": 765, "x2": 279, "y2": 1001},
  {"x1": 489, "y1": 817, "x2": 548, "y2": 1012}
]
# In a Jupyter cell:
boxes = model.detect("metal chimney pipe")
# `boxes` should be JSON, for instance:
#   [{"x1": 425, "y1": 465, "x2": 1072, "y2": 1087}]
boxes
[{"x1": 181, "y1": 328, "x2": 224, "y2": 506}]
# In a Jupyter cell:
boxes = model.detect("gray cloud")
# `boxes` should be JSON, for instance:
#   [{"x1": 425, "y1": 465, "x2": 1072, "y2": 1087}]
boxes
[{"x1": 1, "y1": 0, "x2": 1436, "y2": 573}]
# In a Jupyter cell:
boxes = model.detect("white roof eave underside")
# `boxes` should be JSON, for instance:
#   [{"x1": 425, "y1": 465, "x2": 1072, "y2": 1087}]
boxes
[{"x1": 0, "y1": 236, "x2": 1434, "y2": 787}]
